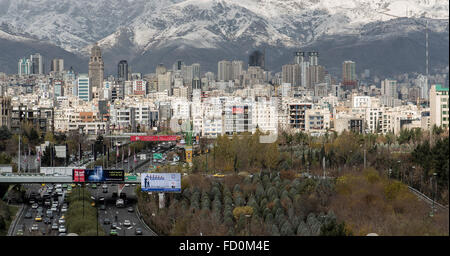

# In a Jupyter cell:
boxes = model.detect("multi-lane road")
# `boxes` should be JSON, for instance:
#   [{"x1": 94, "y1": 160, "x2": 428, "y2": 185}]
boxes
[{"x1": 9, "y1": 142, "x2": 180, "y2": 236}]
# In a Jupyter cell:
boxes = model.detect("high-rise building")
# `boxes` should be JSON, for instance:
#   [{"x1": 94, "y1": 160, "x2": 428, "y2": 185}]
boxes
[
  {"x1": 308, "y1": 52, "x2": 318, "y2": 66},
  {"x1": 248, "y1": 50, "x2": 265, "y2": 70},
  {"x1": 182, "y1": 65, "x2": 194, "y2": 86},
  {"x1": 118, "y1": 60, "x2": 128, "y2": 82},
  {"x1": 294, "y1": 51, "x2": 305, "y2": 64},
  {"x1": 30, "y1": 53, "x2": 43, "y2": 74},
  {"x1": 218, "y1": 60, "x2": 232, "y2": 81},
  {"x1": 51, "y1": 58, "x2": 64, "y2": 73},
  {"x1": 88, "y1": 43, "x2": 104, "y2": 92},
  {"x1": 156, "y1": 63, "x2": 167, "y2": 75},
  {"x1": 231, "y1": 60, "x2": 244, "y2": 80},
  {"x1": 282, "y1": 64, "x2": 301, "y2": 87},
  {"x1": 173, "y1": 60, "x2": 184, "y2": 71},
  {"x1": 430, "y1": 84, "x2": 449, "y2": 129},
  {"x1": 0, "y1": 97, "x2": 11, "y2": 129},
  {"x1": 18, "y1": 58, "x2": 32, "y2": 75},
  {"x1": 77, "y1": 74, "x2": 92, "y2": 102},
  {"x1": 342, "y1": 60, "x2": 357, "y2": 90},
  {"x1": 54, "y1": 80, "x2": 64, "y2": 97},
  {"x1": 192, "y1": 63, "x2": 201, "y2": 78},
  {"x1": 415, "y1": 74, "x2": 429, "y2": 100}
]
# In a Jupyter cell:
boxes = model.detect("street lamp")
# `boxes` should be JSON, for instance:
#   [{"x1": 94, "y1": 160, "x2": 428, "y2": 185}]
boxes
[
  {"x1": 430, "y1": 172, "x2": 437, "y2": 217},
  {"x1": 245, "y1": 214, "x2": 251, "y2": 236}
]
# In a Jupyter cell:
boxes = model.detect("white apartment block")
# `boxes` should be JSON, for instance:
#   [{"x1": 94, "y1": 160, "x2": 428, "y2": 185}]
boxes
[{"x1": 430, "y1": 84, "x2": 449, "y2": 129}]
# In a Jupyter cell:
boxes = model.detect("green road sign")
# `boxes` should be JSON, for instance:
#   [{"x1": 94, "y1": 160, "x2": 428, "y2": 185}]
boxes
[
  {"x1": 153, "y1": 153, "x2": 163, "y2": 160},
  {"x1": 125, "y1": 175, "x2": 137, "y2": 181}
]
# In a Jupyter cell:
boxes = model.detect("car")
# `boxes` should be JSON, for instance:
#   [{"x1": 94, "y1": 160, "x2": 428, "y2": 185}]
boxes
[
  {"x1": 102, "y1": 184, "x2": 108, "y2": 189},
  {"x1": 31, "y1": 203, "x2": 38, "y2": 209},
  {"x1": 127, "y1": 207, "x2": 134, "y2": 213},
  {"x1": 62, "y1": 184, "x2": 68, "y2": 189},
  {"x1": 52, "y1": 223, "x2": 59, "y2": 230},
  {"x1": 35, "y1": 215, "x2": 42, "y2": 222},
  {"x1": 44, "y1": 217, "x2": 51, "y2": 224},
  {"x1": 58, "y1": 218, "x2": 66, "y2": 224},
  {"x1": 109, "y1": 229, "x2": 118, "y2": 236},
  {"x1": 100, "y1": 204, "x2": 106, "y2": 210},
  {"x1": 24, "y1": 211, "x2": 33, "y2": 219},
  {"x1": 58, "y1": 225, "x2": 66, "y2": 233},
  {"x1": 58, "y1": 233, "x2": 67, "y2": 236},
  {"x1": 44, "y1": 199, "x2": 51, "y2": 206},
  {"x1": 103, "y1": 218, "x2": 111, "y2": 225},
  {"x1": 71, "y1": 184, "x2": 76, "y2": 188},
  {"x1": 102, "y1": 188, "x2": 108, "y2": 193},
  {"x1": 46, "y1": 211, "x2": 53, "y2": 219},
  {"x1": 16, "y1": 227, "x2": 24, "y2": 236},
  {"x1": 51, "y1": 206, "x2": 57, "y2": 212},
  {"x1": 123, "y1": 220, "x2": 131, "y2": 226},
  {"x1": 116, "y1": 199, "x2": 124, "y2": 208},
  {"x1": 91, "y1": 184, "x2": 97, "y2": 189},
  {"x1": 29, "y1": 198, "x2": 36, "y2": 204},
  {"x1": 135, "y1": 228, "x2": 142, "y2": 235},
  {"x1": 61, "y1": 206, "x2": 67, "y2": 213},
  {"x1": 213, "y1": 173, "x2": 225, "y2": 178},
  {"x1": 111, "y1": 222, "x2": 118, "y2": 229},
  {"x1": 31, "y1": 224, "x2": 39, "y2": 231}
]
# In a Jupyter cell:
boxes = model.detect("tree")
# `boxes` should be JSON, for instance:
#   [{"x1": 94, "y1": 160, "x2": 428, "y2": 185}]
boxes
[{"x1": 320, "y1": 219, "x2": 351, "y2": 236}]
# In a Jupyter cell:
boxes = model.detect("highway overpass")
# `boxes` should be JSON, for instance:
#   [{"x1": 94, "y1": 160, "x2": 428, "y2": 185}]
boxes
[{"x1": 0, "y1": 173, "x2": 141, "y2": 184}]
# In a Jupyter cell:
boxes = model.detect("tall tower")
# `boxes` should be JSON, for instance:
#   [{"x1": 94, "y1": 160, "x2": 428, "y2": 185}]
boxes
[
  {"x1": 117, "y1": 60, "x2": 128, "y2": 82},
  {"x1": 89, "y1": 43, "x2": 104, "y2": 97}
]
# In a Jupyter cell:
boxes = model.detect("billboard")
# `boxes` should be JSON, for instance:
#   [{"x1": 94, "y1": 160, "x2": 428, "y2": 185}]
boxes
[
  {"x1": 41, "y1": 167, "x2": 75, "y2": 176},
  {"x1": 73, "y1": 169, "x2": 85, "y2": 182},
  {"x1": 141, "y1": 173, "x2": 181, "y2": 192},
  {"x1": 185, "y1": 146, "x2": 193, "y2": 163},
  {"x1": 76, "y1": 166, "x2": 124, "y2": 182},
  {"x1": 232, "y1": 106, "x2": 244, "y2": 114},
  {"x1": 130, "y1": 135, "x2": 177, "y2": 142}
]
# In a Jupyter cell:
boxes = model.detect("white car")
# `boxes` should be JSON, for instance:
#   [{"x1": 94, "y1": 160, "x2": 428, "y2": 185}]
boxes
[
  {"x1": 102, "y1": 184, "x2": 108, "y2": 189},
  {"x1": 58, "y1": 218, "x2": 65, "y2": 224},
  {"x1": 123, "y1": 220, "x2": 131, "y2": 226},
  {"x1": 31, "y1": 224, "x2": 39, "y2": 231},
  {"x1": 51, "y1": 206, "x2": 57, "y2": 212},
  {"x1": 61, "y1": 206, "x2": 67, "y2": 213},
  {"x1": 58, "y1": 225, "x2": 66, "y2": 233}
]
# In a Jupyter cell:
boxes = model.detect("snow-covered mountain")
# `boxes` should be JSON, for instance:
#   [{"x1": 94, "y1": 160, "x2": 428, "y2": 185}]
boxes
[{"x1": 0, "y1": 0, "x2": 448, "y2": 76}]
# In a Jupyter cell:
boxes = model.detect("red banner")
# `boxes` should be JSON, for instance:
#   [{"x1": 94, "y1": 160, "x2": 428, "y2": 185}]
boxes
[
  {"x1": 73, "y1": 169, "x2": 85, "y2": 182},
  {"x1": 130, "y1": 135, "x2": 178, "y2": 142}
]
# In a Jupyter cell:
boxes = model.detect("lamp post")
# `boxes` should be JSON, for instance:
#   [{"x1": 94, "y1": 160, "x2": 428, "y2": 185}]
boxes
[
  {"x1": 430, "y1": 172, "x2": 437, "y2": 217},
  {"x1": 245, "y1": 214, "x2": 251, "y2": 236}
]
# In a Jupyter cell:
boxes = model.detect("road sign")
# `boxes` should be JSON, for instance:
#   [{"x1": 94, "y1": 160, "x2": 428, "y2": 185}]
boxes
[
  {"x1": 153, "y1": 153, "x2": 163, "y2": 160},
  {"x1": 125, "y1": 175, "x2": 137, "y2": 182}
]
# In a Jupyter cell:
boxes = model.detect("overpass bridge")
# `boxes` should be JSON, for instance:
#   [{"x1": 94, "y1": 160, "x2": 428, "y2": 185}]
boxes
[{"x1": 0, "y1": 173, "x2": 141, "y2": 184}]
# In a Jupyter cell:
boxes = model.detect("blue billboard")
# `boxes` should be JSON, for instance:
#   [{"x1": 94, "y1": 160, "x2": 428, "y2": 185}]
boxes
[
  {"x1": 84, "y1": 166, "x2": 124, "y2": 182},
  {"x1": 141, "y1": 173, "x2": 181, "y2": 192}
]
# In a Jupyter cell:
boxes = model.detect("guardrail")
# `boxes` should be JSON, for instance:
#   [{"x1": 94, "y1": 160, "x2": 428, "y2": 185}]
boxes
[{"x1": 408, "y1": 186, "x2": 448, "y2": 211}]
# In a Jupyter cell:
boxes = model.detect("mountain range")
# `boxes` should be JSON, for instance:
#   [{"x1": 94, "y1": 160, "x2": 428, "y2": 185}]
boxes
[{"x1": 0, "y1": 0, "x2": 448, "y2": 78}]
